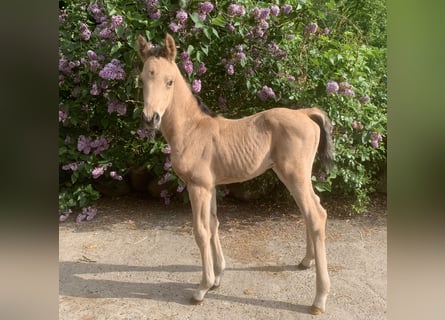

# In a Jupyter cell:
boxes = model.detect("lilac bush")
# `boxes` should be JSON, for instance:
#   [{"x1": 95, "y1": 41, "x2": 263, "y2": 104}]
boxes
[{"x1": 59, "y1": 0, "x2": 386, "y2": 217}]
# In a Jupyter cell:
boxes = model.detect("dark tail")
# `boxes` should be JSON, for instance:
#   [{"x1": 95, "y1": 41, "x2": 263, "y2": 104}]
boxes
[{"x1": 305, "y1": 108, "x2": 334, "y2": 172}]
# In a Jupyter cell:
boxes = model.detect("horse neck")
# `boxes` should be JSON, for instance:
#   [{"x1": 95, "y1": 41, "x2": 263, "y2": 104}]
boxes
[{"x1": 160, "y1": 67, "x2": 204, "y2": 150}]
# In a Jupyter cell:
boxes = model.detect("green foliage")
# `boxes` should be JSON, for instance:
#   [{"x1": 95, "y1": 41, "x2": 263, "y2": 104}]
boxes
[{"x1": 59, "y1": 0, "x2": 386, "y2": 215}]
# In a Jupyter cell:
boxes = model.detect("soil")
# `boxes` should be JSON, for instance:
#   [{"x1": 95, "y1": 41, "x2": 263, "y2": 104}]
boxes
[{"x1": 59, "y1": 194, "x2": 387, "y2": 320}]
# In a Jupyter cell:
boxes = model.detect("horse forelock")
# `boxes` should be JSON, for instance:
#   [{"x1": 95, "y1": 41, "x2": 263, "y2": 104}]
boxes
[{"x1": 146, "y1": 46, "x2": 168, "y2": 59}]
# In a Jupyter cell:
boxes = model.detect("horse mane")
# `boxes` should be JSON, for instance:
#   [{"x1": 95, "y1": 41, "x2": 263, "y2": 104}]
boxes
[{"x1": 194, "y1": 95, "x2": 217, "y2": 118}]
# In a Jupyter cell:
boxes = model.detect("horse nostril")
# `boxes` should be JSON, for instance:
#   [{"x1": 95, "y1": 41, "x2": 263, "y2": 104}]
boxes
[{"x1": 153, "y1": 112, "x2": 160, "y2": 123}]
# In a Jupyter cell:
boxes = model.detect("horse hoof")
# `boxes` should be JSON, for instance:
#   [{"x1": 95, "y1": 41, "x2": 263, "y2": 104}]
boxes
[
  {"x1": 297, "y1": 262, "x2": 311, "y2": 270},
  {"x1": 210, "y1": 284, "x2": 220, "y2": 291},
  {"x1": 190, "y1": 297, "x2": 204, "y2": 305},
  {"x1": 310, "y1": 305, "x2": 323, "y2": 315}
]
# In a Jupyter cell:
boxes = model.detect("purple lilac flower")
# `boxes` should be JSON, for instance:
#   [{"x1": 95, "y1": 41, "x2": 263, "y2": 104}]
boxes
[
  {"x1": 192, "y1": 79, "x2": 201, "y2": 93},
  {"x1": 228, "y1": 4, "x2": 246, "y2": 16},
  {"x1": 341, "y1": 88, "x2": 355, "y2": 97},
  {"x1": 257, "y1": 85, "x2": 275, "y2": 101},
  {"x1": 164, "y1": 157, "x2": 172, "y2": 170},
  {"x1": 322, "y1": 27, "x2": 330, "y2": 35},
  {"x1": 99, "y1": 59, "x2": 125, "y2": 80},
  {"x1": 226, "y1": 23, "x2": 235, "y2": 32},
  {"x1": 199, "y1": 2, "x2": 214, "y2": 14},
  {"x1": 59, "y1": 58, "x2": 74, "y2": 75},
  {"x1": 176, "y1": 9, "x2": 188, "y2": 23},
  {"x1": 197, "y1": 62, "x2": 207, "y2": 75},
  {"x1": 109, "y1": 171, "x2": 123, "y2": 181},
  {"x1": 169, "y1": 22, "x2": 181, "y2": 33},
  {"x1": 92, "y1": 166, "x2": 106, "y2": 179},
  {"x1": 326, "y1": 80, "x2": 339, "y2": 94},
  {"x1": 77, "y1": 135, "x2": 92, "y2": 154},
  {"x1": 83, "y1": 207, "x2": 98, "y2": 221},
  {"x1": 59, "y1": 110, "x2": 68, "y2": 122},
  {"x1": 87, "y1": 50, "x2": 99, "y2": 61},
  {"x1": 270, "y1": 5, "x2": 280, "y2": 16},
  {"x1": 160, "y1": 189, "x2": 171, "y2": 205},
  {"x1": 89, "y1": 60, "x2": 101, "y2": 72},
  {"x1": 182, "y1": 59, "x2": 193, "y2": 75},
  {"x1": 90, "y1": 136, "x2": 109, "y2": 155},
  {"x1": 149, "y1": 9, "x2": 161, "y2": 19},
  {"x1": 305, "y1": 22, "x2": 318, "y2": 35},
  {"x1": 76, "y1": 213, "x2": 87, "y2": 223},
  {"x1": 158, "y1": 172, "x2": 172, "y2": 185},
  {"x1": 88, "y1": 3, "x2": 105, "y2": 23},
  {"x1": 177, "y1": 185, "x2": 185, "y2": 193},
  {"x1": 99, "y1": 27, "x2": 114, "y2": 39},
  {"x1": 62, "y1": 162, "x2": 78, "y2": 171},
  {"x1": 111, "y1": 15, "x2": 123, "y2": 27},
  {"x1": 370, "y1": 132, "x2": 383, "y2": 148},
  {"x1": 59, "y1": 209, "x2": 72, "y2": 222},
  {"x1": 258, "y1": 20, "x2": 269, "y2": 30},
  {"x1": 90, "y1": 82, "x2": 101, "y2": 95},
  {"x1": 79, "y1": 23, "x2": 91, "y2": 41},
  {"x1": 287, "y1": 75, "x2": 296, "y2": 81},
  {"x1": 162, "y1": 145, "x2": 171, "y2": 154},
  {"x1": 281, "y1": 4, "x2": 293, "y2": 14},
  {"x1": 235, "y1": 52, "x2": 246, "y2": 60},
  {"x1": 226, "y1": 63, "x2": 234, "y2": 75},
  {"x1": 259, "y1": 8, "x2": 270, "y2": 20},
  {"x1": 108, "y1": 100, "x2": 127, "y2": 115},
  {"x1": 136, "y1": 128, "x2": 153, "y2": 139},
  {"x1": 146, "y1": 0, "x2": 158, "y2": 9},
  {"x1": 359, "y1": 95, "x2": 371, "y2": 104}
]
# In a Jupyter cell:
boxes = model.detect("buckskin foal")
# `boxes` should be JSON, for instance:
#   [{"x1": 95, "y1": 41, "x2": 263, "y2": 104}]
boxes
[{"x1": 136, "y1": 33, "x2": 334, "y2": 315}]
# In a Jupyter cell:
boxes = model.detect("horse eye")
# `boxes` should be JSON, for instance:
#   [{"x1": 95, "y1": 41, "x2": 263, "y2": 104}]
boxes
[{"x1": 167, "y1": 80, "x2": 174, "y2": 87}]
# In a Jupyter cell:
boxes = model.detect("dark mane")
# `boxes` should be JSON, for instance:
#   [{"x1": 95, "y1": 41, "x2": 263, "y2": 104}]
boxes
[{"x1": 194, "y1": 95, "x2": 217, "y2": 117}]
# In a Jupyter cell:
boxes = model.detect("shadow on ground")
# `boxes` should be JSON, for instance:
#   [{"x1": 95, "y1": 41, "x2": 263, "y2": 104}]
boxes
[{"x1": 60, "y1": 261, "x2": 311, "y2": 314}]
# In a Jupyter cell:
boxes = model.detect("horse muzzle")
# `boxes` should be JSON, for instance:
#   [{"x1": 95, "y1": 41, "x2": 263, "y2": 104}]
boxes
[{"x1": 141, "y1": 111, "x2": 161, "y2": 130}]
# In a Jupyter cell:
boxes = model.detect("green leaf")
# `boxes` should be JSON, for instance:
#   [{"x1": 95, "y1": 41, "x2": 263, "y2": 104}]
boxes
[
  {"x1": 201, "y1": 45, "x2": 209, "y2": 56},
  {"x1": 190, "y1": 12, "x2": 205, "y2": 28},
  {"x1": 211, "y1": 15, "x2": 226, "y2": 28}
]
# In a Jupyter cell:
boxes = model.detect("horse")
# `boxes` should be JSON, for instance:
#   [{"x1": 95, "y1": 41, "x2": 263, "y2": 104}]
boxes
[{"x1": 136, "y1": 33, "x2": 334, "y2": 315}]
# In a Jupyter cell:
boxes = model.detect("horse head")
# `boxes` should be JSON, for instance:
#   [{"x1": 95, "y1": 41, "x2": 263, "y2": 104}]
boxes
[{"x1": 137, "y1": 33, "x2": 177, "y2": 130}]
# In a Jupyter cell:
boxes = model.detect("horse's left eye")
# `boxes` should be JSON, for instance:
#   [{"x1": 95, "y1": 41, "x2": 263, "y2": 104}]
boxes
[{"x1": 167, "y1": 80, "x2": 173, "y2": 87}]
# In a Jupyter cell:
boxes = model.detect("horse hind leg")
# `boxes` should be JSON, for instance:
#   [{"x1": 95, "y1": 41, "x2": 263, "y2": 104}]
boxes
[
  {"x1": 273, "y1": 166, "x2": 330, "y2": 315},
  {"x1": 298, "y1": 224, "x2": 315, "y2": 270},
  {"x1": 209, "y1": 188, "x2": 226, "y2": 289}
]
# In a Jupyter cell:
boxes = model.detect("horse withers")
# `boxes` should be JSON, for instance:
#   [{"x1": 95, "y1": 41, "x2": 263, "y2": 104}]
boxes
[{"x1": 136, "y1": 33, "x2": 334, "y2": 315}]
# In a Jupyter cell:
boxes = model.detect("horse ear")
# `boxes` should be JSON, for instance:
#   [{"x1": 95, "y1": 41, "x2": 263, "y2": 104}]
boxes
[
  {"x1": 137, "y1": 35, "x2": 152, "y2": 61},
  {"x1": 164, "y1": 33, "x2": 177, "y2": 62}
]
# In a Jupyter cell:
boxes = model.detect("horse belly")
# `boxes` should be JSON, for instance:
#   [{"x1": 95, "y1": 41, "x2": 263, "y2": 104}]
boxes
[{"x1": 214, "y1": 148, "x2": 273, "y2": 185}]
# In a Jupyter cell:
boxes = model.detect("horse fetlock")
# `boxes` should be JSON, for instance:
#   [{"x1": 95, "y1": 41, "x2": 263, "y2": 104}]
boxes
[
  {"x1": 298, "y1": 257, "x2": 314, "y2": 269},
  {"x1": 311, "y1": 292, "x2": 328, "y2": 315},
  {"x1": 193, "y1": 287, "x2": 209, "y2": 303}
]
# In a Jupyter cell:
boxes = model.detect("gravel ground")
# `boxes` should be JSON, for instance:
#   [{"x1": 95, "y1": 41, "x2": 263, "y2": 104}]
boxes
[{"x1": 59, "y1": 195, "x2": 387, "y2": 320}]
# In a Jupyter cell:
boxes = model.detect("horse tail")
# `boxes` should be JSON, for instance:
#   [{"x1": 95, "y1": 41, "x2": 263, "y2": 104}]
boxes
[{"x1": 304, "y1": 108, "x2": 334, "y2": 172}]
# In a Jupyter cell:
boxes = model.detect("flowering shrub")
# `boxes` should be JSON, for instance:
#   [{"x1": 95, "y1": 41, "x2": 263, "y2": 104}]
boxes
[{"x1": 59, "y1": 0, "x2": 386, "y2": 218}]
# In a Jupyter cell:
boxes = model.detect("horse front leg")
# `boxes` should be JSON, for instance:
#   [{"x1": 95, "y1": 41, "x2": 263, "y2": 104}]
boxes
[
  {"x1": 210, "y1": 188, "x2": 225, "y2": 289},
  {"x1": 188, "y1": 184, "x2": 215, "y2": 304}
]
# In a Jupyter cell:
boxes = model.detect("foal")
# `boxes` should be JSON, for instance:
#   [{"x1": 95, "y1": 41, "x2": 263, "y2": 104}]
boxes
[{"x1": 137, "y1": 33, "x2": 334, "y2": 315}]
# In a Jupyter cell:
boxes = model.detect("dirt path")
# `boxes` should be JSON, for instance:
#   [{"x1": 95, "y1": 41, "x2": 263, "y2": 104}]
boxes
[{"x1": 59, "y1": 195, "x2": 386, "y2": 320}]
